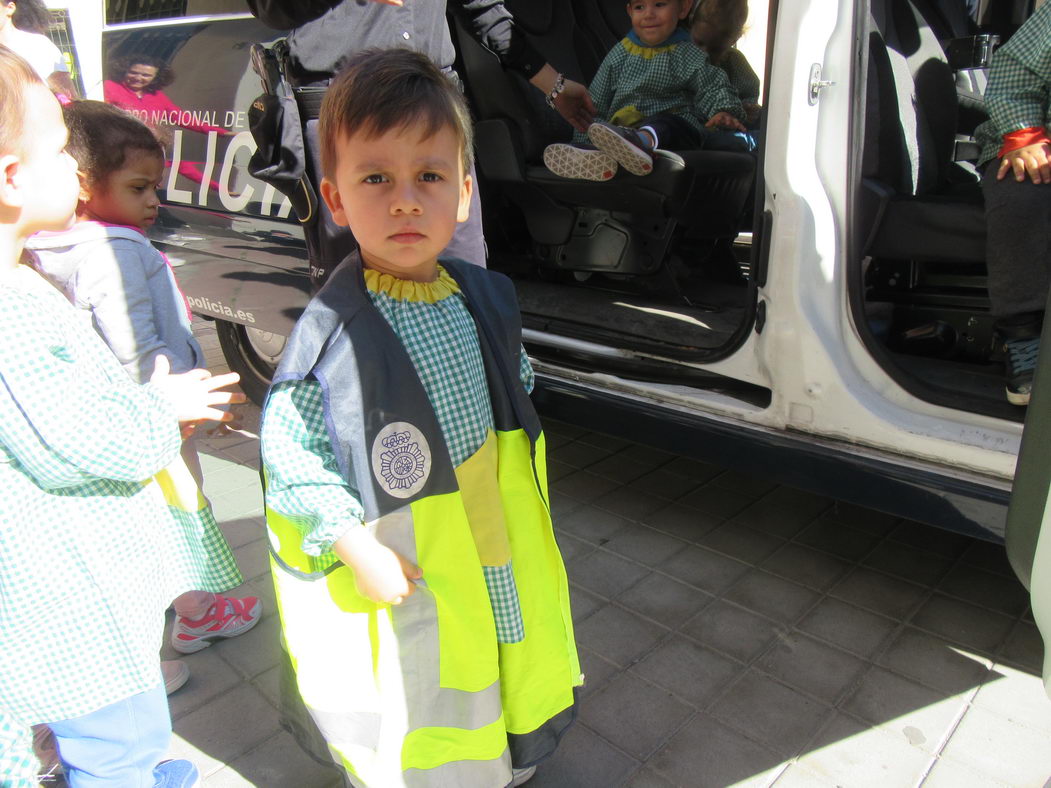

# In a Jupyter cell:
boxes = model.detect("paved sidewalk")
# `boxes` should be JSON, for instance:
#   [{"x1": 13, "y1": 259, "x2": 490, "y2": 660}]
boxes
[{"x1": 166, "y1": 321, "x2": 1051, "y2": 787}]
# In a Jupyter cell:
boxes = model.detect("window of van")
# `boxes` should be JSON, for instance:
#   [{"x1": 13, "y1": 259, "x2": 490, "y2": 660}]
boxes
[{"x1": 106, "y1": 0, "x2": 245, "y2": 25}]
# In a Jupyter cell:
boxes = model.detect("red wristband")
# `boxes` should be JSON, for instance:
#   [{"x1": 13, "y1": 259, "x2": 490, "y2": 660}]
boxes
[{"x1": 998, "y1": 127, "x2": 1051, "y2": 157}]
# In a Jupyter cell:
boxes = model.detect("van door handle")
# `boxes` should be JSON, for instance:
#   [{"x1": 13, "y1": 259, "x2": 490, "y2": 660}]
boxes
[{"x1": 808, "y1": 63, "x2": 835, "y2": 105}]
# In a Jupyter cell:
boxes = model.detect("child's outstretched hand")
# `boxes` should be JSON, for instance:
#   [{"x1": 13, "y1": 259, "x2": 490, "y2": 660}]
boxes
[
  {"x1": 150, "y1": 355, "x2": 246, "y2": 424},
  {"x1": 334, "y1": 527, "x2": 422, "y2": 606},
  {"x1": 998, "y1": 142, "x2": 1051, "y2": 184},
  {"x1": 706, "y1": 111, "x2": 747, "y2": 132}
]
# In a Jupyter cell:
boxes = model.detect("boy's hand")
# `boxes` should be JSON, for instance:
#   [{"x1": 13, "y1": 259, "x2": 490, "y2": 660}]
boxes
[
  {"x1": 150, "y1": 355, "x2": 246, "y2": 424},
  {"x1": 706, "y1": 111, "x2": 747, "y2": 132},
  {"x1": 334, "y1": 528, "x2": 422, "y2": 605},
  {"x1": 998, "y1": 142, "x2": 1051, "y2": 184}
]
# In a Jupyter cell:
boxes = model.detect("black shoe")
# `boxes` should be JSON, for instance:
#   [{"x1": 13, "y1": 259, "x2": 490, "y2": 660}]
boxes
[
  {"x1": 587, "y1": 121, "x2": 655, "y2": 176},
  {"x1": 1003, "y1": 335, "x2": 1040, "y2": 406}
]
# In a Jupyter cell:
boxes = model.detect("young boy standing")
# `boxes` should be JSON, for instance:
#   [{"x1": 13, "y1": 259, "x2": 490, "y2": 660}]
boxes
[
  {"x1": 545, "y1": 0, "x2": 751, "y2": 182},
  {"x1": 259, "y1": 49, "x2": 581, "y2": 787}
]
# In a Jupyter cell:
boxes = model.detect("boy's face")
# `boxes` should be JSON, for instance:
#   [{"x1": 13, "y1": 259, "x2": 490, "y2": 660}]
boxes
[
  {"x1": 7, "y1": 86, "x2": 79, "y2": 236},
  {"x1": 627, "y1": 0, "x2": 689, "y2": 46},
  {"x1": 80, "y1": 150, "x2": 164, "y2": 231},
  {"x1": 320, "y1": 122, "x2": 472, "y2": 282}
]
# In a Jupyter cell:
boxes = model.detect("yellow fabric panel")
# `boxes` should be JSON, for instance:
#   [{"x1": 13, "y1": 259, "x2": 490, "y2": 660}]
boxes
[
  {"x1": 266, "y1": 505, "x2": 341, "y2": 577},
  {"x1": 493, "y1": 429, "x2": 582, "y2": 734},
  {"x1": 401, "y1": 716, "x2": 508, "y2": 772},
  {"x1": 410, "y1": 493, "x2": 500, "y2": 692},
  {"x1": 611, "y1": 105, "x2": 646, "y2": 128},
  {"x1": 150, "y1": 456, "x2": 206, "y2": 513},
  {"x1": 454, "y1": 430, "x2": 512, "y2": 566}
]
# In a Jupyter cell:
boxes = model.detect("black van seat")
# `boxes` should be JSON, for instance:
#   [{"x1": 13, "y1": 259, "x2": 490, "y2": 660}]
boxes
[
  {"x1": 449, "y1": 0, "x2": 756, "y2": 273},
  {"x1": 862, "y1": 0, "x2": 985, "y2": 266}
]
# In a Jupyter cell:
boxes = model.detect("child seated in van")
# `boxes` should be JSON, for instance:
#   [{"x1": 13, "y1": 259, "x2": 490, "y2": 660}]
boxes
[
  {"x1": 544, "y1": 0, "x2": 751, "y2": 182},
  {"x1": 690, "y1": 0, "x2": 762, "y2": 127},
  {"x1": 259, "y1": 48, "x2": 580, "y2": 787}
]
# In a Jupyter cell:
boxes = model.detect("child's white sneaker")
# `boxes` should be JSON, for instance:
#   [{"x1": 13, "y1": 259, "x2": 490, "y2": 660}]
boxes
[
  {"x1": 587, "y1": 121, "x2": 655, "y2": 176},
  {"x1": 171, "y1": 594, "x2": 262, "y2": 654},
  {"x1": 543, "y1": 144, "x2": 618, "y2": 181}
]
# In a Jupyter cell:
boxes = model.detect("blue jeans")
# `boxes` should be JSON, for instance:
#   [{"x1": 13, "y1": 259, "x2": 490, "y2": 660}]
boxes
[{"x1": 48, "y1": 684, "x2": 171, "y2": 787}]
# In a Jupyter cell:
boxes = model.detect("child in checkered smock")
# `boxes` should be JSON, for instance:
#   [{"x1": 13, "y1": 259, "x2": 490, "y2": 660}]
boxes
[
  {"x1": 0, "y1": 46, "x2": 244, "y2": 787},
  {"x1": 544, "y1": 0, "x2": 754, "y2": 183}
]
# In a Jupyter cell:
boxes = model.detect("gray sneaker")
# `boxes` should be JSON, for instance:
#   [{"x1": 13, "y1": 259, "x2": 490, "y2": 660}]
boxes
[{"x1": 587, "y1": 121, "x2": 655, "y2": 176}]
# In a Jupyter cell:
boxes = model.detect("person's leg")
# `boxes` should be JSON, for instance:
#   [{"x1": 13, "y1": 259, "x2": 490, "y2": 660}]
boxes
[
  {"x1": 982, "y1": 159, "x2": 1051, "y2": 404},
  {"x1": 47, "y1": 685, "x2": 174, "y2": 787},
  {"x1": 636, "y1": 113, "x2": 703, "y2": 150}
]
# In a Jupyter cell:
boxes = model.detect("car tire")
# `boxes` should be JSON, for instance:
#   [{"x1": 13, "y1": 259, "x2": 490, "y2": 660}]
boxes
[{"x1": 215, "y1": 320, "x2": 286, "y2": 407}]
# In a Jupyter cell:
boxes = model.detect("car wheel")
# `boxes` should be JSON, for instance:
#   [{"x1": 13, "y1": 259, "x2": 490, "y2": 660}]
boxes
[{"x1": 215, "y1": 319, "x2": 286, "y2": 406}]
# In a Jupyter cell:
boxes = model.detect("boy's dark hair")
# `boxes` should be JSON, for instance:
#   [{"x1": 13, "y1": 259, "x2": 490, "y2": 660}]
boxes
[
  {"x1": 63, "y1": 100, "x2": 164, "y2": 187},
  {"x1": 0, "y1": 45, "x2": 43, "y2": 156},
  {"x1": 318, "y1": 48, "x2": 474, "y2": 178},
  {"x1": 4, "y1": 0, "x2": 51, "y2": 35},
  {"x1": 691, "y1": 0, "x2": 749, "y2": 64},
  {"x1": 106, "y1": 53, "x2": 175, "y2": 93}
]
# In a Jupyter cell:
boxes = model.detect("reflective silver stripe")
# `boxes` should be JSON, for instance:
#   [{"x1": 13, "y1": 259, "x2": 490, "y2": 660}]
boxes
[
  {"x1": 374, "y1": 509, "x2": 505, "y2": 731},
  {"x1": 308, "y1": 707, "x2": 382, "y2": 752},
  {"x1": 403, "y1": 749, "x2": 512, "y2": 788}
]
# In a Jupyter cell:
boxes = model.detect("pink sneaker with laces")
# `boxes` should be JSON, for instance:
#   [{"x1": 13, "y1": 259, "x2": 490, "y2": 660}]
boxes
[{"x1": 171, "y1": 594, "x2": 262, "y2": 654}]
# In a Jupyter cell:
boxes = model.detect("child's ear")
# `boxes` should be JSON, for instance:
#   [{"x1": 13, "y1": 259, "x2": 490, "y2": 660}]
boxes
[
  {"x1": 76, "y1": 171, "x2": 93, "y2": 205},
  {"x1": 0, "y1": 155, "x2": 25, "y2": 211},
  {"x1": 319, "y1": 176, "x2": 350, "y2": 227},
  {"x1": 678, "y1": 0, "x2": 691, "y2": 20},
  {"x1": 456, "y1": 172, "x2": 473, "y2": 224}
]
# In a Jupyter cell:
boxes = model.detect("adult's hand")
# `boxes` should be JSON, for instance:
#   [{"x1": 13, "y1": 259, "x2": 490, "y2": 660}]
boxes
[
  {"x1": 997, "y1": 142, "x2": 1051, "y2": 184},
  {"x1": 553, "y1": 79, "x2": 596, "y2": 133}
]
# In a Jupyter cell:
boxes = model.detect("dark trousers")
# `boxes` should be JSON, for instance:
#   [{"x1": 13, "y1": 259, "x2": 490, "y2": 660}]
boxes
[
  {"x1": 981, "y1": 159, "x2": 1051, "y2": 336},
  {"x1": 637, "y1": 112, "x2": 758, "y2": 153},
  {"x1": 302, "y1": 118, "x2": 486, "y2": 291}
]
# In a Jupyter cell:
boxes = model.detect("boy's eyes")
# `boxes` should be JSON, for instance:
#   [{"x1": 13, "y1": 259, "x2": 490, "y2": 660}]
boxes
[
  {"x1": 363, "y1": 174, "x2": 388, "y2": 184},
  {"x1": 420, "y1": 172, "x2": 443, "y2": 183},
  {"x1": 361, "y1": 172, "x2": 445, "y2": 184}
]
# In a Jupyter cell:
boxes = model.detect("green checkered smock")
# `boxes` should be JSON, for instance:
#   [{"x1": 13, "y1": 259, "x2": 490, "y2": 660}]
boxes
[
  {"x1": 975, "y1": 2, "x2": 1051, "y2": 166},
  {"x1": 719, "y1": 48, "x2": 761, "y2": 103},
  {"x1": 262, "y1": 265, "x2": 534, "y2": 643},
  {"x1": 0, "y1": 267, "x2": 242, "y2": 746},
  {"x1": 573, "y1": 27, "x2": 744, "y2": 144}
]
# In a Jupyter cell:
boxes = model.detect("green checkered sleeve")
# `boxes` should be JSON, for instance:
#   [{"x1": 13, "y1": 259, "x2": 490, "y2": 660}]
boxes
[
  {"x1": 261, "y1": 380, "x2": 365, "y2": 556},
  {"x1": 482, "y1": 563, "x2": 525, "y2": 643},
  {"x1": 519, "y1": 346, "x2": 534, "y2": 394},
  {"x1": 0, "y1": 712, "x2": 37, "y2": 787}
]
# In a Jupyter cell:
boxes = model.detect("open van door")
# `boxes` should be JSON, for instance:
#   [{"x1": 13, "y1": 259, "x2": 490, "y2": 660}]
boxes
[{"x1": 1005, "y1": 304, "x2": 1051, "y2": 697}]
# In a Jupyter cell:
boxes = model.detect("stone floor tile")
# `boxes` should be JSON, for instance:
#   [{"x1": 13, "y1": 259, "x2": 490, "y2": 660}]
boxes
[
  {"x1": 617, "y1": 572, "x2": 714, "y2": 628},
  {"x1": 920, "y1": 755, "x2": 1013, "y2": 788},
  {"x1": 604, "y1": 525, "x2": 690, "y2": 567},
  {"x1": 618, "y1": 443, "x2": 676, "y2": 470},
  {"x1": 249, "y1": 664, "x2": 281, "y2": 709},
  {"x1": 770, "y1": 764, "x2": 838, "y2": 787},
  {"x1": 546, "y1": 457, "x2": 575, "y2": 481},
  {"x1": 821, "y1": 502, "x2": 901, "y2": 536},
  {"x1": 202, "y1": 460, "x2": 262, "y2": 495},
  {"x1": 570, "y1": 585, "x2": 606, "y2": 624},
  {"x1": 543, "y1": 419, "x2": 587, "y2": 440},
  {"x1": 797, "y1": 597, "x2": 898, "y2": 658},
  {"x1": 574, "y1": 604, "x2": 668, "y2": 667},
  {"x1": 580, "y1": 673, "x2": 693, "y2": 760},
  {"x1": 939, "y1": 705, "x2": 1051, "y2": 788},
  {"x1": 168, "y1": 647, "x2": 246, "y2": 722},
  {"x1": 972, "y1": 663, "x2": 1051, "y2": 735},
  {"x1": 661, "y1": 456, "x2": 725, "y2": 483},
  {"x1": 707, "y1": 469, "x2": 779, "y2": 498},
  {"x1": 641, "y1": 504, "x2": 723, "y2": 543},
  {"x1": 213, "y1": 613, "x2": 284, "y2": 680},
  {"x1": 830, "y1": 566, "x2": 929, "y2": 620},
  {"x1": 698, "y1": 522, "x2": 785, "y2": 565},
  {"x1": 710, "y1": 671, "x2": 832, "y2": 758},
  {"x1": 722, "y1": 570, "x2": 820, "y2": 625},
  {"x1": 551, "y1": 440, "x2": 612, "y2": 470},
  {"x1": 579, "y1": 646, "x2": 621, "y2": 698},
  {"x1": 679, "y1": 484, "x2": 756, "y2": 519},
  {"x1": 568, "y1": 550, "x2": 651, "y2": 599},
  {"x1": 622, "y1": 766, "x2": 678, "y2": 788},
  {"x1": 756, "y1": 632, "x2": 867, "y2": 705},
  {"x1": 558, "y1": 505, "x2": 633, "y2": 546},
  {"x1": 169, "y1": 684, "x2": 283, "y2": 776},
  {"x1": 231, "y1": 538, "x2": 271, "y2": 582},
  {"x1": 760, "y1": 543, "x2": 852, "y2": 592},
  {"x1": 841, "y1": 667, "x2": 968, "y2": 755},
  {"x1": 218, "y1": 517, "x2": 267, "y2": 550},
  {"x1": 876, "y1": 628, "x2": 991, "y2": 696},
  {"x1": 796, "y1": 518, "x2": 882, "y2": 562},
  {"x1": 597, "y1": 487, "x2": 670, "y2": 522},
  {"x1": 206, "y1": 730, "x2": 340, "y2": 787},
  {"x1": 659, "y1": 545, "x2": 750, "y2": 594},
  {"x1": 527, "y1": 725, "x2": 639, "y2": 788},
  {"x1": 588, "y1": 452, "x2": 655, "y2": 484},
  {"x1": 209, "y1": 483, "x2": 265, "y2": 523},
  {"x1": 550, "y1": 490, "x2": 585, "y2": 518},
  {"x1": 797, "y1": 712, "x2": 931, "y2": 788},
  {"x1": 575, "y1": 430, "x2": 632, "y2": 452},
  {"x1": 910, "y1": 594, "x2": 1016, "y2": 655},
  {"x1": 681, "y1": 600, "x2": 785, "y2": 663},
  {"x1": 648, "y1": 713, "x2": 785, "y2": 788},
  {"x1": 889, "y1": 520, "x2": 972, "y2": 558},
  {"x1": 215, "y1": 438, "x2": 262, "y2": 469},
  {"x1": 956, "y1": 539, "x2": 1016, "y2": 577},
  {"x1": 551, "y1": 470, "x2": 619, "y2": 503},
  {"x1": 861, "y1": 540, "x2": 956, "y2": 587},
  {"x1": 630, "y1": 636, "x2": 744, "y2": 708},
  {"x1": 247, "y1": 573, "x2": 278, "y2": 620},
  {"x1": 936, "y1": 563, "x2": 1030, "y2": 618},
  {"x1": 627, "y1": 468, "x2": 701, "y2": 501},
  {"x1": 731, "y1": 487, "x2": 831, "y2": 540},
  {"x1": 554, "y1": 530, "x2": 593, "y2": 563},
  {"x1": 998, "y1": 619, "x2": 1045, "y2": 674}
]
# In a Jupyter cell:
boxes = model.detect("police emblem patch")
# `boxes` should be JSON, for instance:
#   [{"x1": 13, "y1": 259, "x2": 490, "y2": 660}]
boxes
[{"x1": 370, "y1": 422, "x2": 431, "y2": 499}]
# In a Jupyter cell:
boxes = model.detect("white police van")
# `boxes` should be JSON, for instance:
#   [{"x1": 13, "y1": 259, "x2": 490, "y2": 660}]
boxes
[{"x1": 53, "y1": 0, "x2": 1050, "y2": 690}]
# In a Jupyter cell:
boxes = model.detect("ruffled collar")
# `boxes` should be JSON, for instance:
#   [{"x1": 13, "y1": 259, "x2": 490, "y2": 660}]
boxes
[{"x1": 363, "y1": 265, "x2": 461, "y2": 303}]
